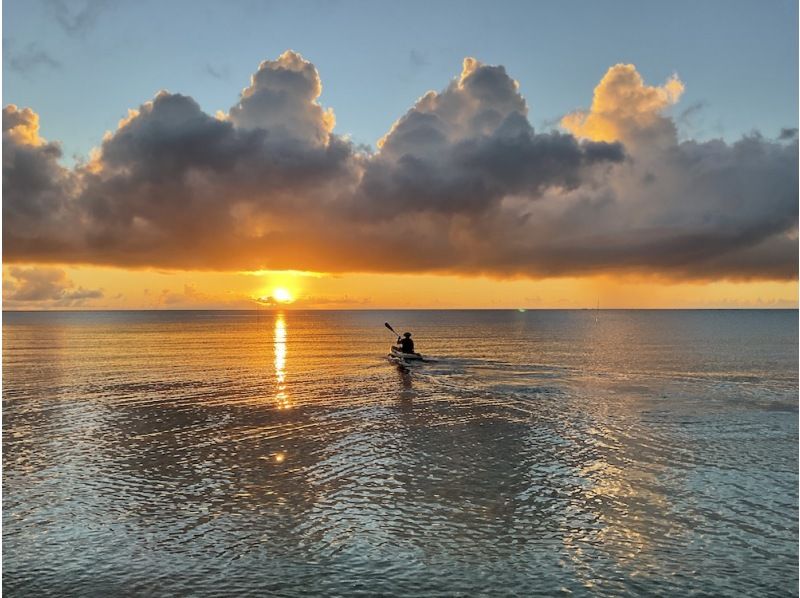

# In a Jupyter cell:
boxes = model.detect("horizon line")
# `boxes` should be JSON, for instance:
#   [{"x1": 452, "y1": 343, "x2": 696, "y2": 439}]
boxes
[{"x1": 3, "y1": 307, "x2": 798, "y2": 313}]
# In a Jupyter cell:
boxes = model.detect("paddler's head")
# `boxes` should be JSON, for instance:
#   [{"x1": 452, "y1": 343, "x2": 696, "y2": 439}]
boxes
[{"x1": 403, "y1": 332, "x2": 412, "y2": 337}]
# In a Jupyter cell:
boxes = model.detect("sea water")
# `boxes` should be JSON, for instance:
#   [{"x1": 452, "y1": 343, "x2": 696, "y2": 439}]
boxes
[{"x1": 3, "y1": 310, "x2": 798, "y2": 596}]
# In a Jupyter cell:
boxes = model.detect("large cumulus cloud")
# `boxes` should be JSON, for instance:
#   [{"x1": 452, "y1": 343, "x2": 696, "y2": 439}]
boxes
[
  {"x1": 3, "y1": 52, "x2": 797, "y2": 280},
  {"x1": 556, "y1": 65, "x2": 797, "y2": 280},
  {"x1": 360, "y1": 58, "x2": 624, "y2": 217}
]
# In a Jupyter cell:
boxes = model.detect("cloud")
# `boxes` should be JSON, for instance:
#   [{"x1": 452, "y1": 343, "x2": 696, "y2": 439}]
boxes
[
  {"x1": 3, "y1": 105, "x2": 78, "y2": 258},
  {"x1": 2, "y1": 55, "x2": 797, "y2": 282},
  {"x1": 43, "y1": 0, "x2": 114, "y2": 37},
  {"x1": 294, "y1": 295, "x2": 373, "y2": 308},
  {"x1": 253, "y1": 292, "x2": 372, "y2": 308},
  {"x1": 359, "y1": 58, "x2": 624, "y2": 218},
  {"x1": 254, "y1": 294, "x2": 282, "y2": 306},
  {"x1": 7, "y1": 42, "x2": 62, "y2": 73},
  {"x1": 204, "y1": 63, "x2": 231, "y2": 80},
  {"x1": 678, "y1": 101, "x2": 706, "y2": 122},
  {"x1": 3, "y1": 267, "x2": 103, "y2": 307},
  {"x1": 562, "y1": 63, "x2": 684, "y2": 147},
  {"x1": 227, "y1": 50, "x2": 335, "y2": 145},
  {"x1": 409, "y1": 49, "x2": 429, "y2": 68},
  {"x1": 4, "y1": 104, "x2": 46, "y2": 146}
]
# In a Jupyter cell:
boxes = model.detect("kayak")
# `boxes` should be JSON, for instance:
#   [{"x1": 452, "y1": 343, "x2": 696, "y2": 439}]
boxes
[{"x1": 389, "y1": 346, "x2": 425, "y2": 361}]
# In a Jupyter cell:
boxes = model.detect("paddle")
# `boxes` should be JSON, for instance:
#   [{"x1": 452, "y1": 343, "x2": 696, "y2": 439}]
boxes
[{"x1": 384, "y1": 322, "x2": 401, "y2": 341}]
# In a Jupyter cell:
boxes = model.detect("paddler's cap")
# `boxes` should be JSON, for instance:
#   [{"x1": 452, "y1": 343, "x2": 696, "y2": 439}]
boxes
[{"x1": 403, "y1": 332, "x2": 412, "y2": 337}]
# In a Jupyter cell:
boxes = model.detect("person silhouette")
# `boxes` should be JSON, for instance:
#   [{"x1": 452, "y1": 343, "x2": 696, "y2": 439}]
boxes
[{"x1": 398, "y1": 332, "x2": 415, "y2": 354}]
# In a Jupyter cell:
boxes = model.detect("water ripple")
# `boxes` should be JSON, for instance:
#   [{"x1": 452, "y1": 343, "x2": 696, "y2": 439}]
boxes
[{"x1": 3, "y1": 310, "x2": 798, "y2": 596}]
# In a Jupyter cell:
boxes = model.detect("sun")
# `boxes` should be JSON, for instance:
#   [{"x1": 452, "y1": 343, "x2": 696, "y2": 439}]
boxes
[{"x1": 273, "y1": 287, "x2": 293, "y2": 303}]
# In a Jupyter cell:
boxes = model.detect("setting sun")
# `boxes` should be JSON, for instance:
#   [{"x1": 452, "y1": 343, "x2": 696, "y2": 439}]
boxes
[{"x1": 273, "y1": 288, "x2": 293, "y2": 303}]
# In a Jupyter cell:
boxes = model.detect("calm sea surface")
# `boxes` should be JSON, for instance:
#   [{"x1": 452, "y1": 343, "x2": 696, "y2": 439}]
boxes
[{"x1": 3, "y1": 310, "x2": 798, "y2": 596}]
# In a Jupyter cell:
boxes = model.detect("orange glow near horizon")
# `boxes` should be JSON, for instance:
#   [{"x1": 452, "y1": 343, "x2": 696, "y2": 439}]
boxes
[{"x1": 2, "y1": 264, "x2": 797, "y2": 310}]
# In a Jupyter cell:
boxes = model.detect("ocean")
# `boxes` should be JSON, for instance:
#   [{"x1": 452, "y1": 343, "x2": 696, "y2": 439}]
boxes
[{"x1": 3, "y1": 309, "x2": 798, "y2": 596}]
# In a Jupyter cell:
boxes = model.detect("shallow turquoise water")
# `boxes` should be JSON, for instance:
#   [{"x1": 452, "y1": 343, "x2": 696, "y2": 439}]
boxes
[{"x1": 3, "y1": 310, "x2": 798, "y2": 596}]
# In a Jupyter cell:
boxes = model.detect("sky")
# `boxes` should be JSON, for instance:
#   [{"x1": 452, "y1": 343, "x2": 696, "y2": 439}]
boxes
[{"x1": 3, "y1": 0, "x2": 798, "y2": 309}]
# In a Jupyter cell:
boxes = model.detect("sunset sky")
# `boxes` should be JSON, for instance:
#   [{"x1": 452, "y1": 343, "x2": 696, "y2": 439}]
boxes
[{"x1": 3, "y1": 0, "x2": 798, "y2": 309}]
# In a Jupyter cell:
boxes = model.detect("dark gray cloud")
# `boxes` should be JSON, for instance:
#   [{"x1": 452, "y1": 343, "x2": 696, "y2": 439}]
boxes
[
  {"x1": 359, "y1": 122, "x2": 624, "y2": 217},
  {"x1": 50, "y1": 86, "x2": 357, "y2": 269},
  {"x1": 3, "y1": 105, "x2": 78, "y2": 259},
  {"x1": 358, "y1": 59, "x2": 624, "y2": 218},
  {"x1": 2, "y1": 54, "x2": 797, "y2": 281}
]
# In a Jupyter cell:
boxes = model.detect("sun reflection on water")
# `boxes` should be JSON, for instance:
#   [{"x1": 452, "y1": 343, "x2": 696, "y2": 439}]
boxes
[{"x1": 274, "y1": 312, "x2": 290, "y2": 409}]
